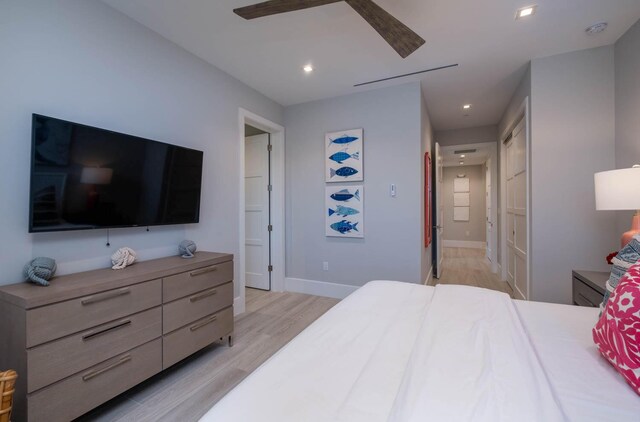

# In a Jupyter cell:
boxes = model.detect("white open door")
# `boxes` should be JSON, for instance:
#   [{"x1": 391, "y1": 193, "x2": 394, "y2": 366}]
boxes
[
  {"x1": 505, "y1": 117, "x2": 528, "y2": 299},
  {"x1": 245, "y1": 134, "x2": 270, "y2": 290},
  {"x1": 434, "y1": 142, "x2": 444, "y2": 278},
  {"x1": 485, "y1": 158, "x2": 493, "y2": 261}
]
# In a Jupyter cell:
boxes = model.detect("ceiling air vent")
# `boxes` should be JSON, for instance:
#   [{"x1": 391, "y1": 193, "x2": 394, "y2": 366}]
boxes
[{"x1": 453, "y1": 149, "x2": 477, "y2": 154}]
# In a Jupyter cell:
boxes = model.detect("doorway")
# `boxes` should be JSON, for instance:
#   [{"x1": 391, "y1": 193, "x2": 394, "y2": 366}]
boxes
[
  {"x1": 437, "y1": 142, "x2": 498, "y2": 268},
  {"x1": 429, "y1": 142, "x2": 509, "y2": 295},
  {"x1": 237, "y1": 108, "x2": 285, "y2": 315},
  {"x1": 244, "y1": 126, "x2": 271, "y2": 291},
  {"x1": 485, "y1": 158, "x2": 493, "y2": 262}
]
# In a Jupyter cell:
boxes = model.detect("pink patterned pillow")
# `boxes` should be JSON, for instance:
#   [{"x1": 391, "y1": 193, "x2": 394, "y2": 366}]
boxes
[{"x1": 593, "y1": 261, "x2": 640, "y2": 395}]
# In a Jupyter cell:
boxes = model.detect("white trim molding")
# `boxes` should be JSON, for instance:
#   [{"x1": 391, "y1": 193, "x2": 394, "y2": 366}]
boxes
[
  {"x1": 443, "y1": 240, "x2": 486, "y2": 249},
  {"x1": 233, "y1": 296, "x2": 245, "y2": 316},
  {"x1": 284, "y1": 277, "x2": 359, "y2": 300},
  {"x1": 424, "y1": 265, "x2": 434, "y2": 286}
]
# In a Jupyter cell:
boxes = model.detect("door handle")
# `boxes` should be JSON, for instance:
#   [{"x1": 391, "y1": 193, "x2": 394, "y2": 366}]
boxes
[{"x1": 433, "y1": 225, "x2": 443, "y2": 229}]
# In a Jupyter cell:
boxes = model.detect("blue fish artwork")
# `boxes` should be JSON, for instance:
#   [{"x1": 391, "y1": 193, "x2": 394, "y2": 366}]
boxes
[
  {"x1": 328, "y1": 205, "x2": 360, "y2": 217},
  {"x1": 330, "y1": 189, "x2": 360, "y2": 202},
  {"x1": 329, "y1": 150, "x2": 360, "y2": 164},
  {"x1": 330, "y1": 167, "x2": 358, "y2": 179},
  {"x1": 330, "y1": 220, "x2": 359, "y2": 234},
  {"x1": 330, "y1": 135, "x2": 359, "y2": 145}
]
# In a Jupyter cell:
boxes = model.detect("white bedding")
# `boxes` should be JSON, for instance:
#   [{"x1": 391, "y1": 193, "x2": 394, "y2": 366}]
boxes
[
  {"x1": 200, "y1": 281, "x2": 640, "y2": 422},
  {"x1": 388, "y1": 285, "x2": 565, "y2": 421},
  {"x1": 515, "y1": 300, "x2": 640, "y2": 421}
]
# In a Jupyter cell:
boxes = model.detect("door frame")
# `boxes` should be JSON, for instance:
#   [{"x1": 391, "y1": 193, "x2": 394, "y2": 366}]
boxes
[
  {"x1": 440, "y1": 142, "x2": 498, "y2": 273},
  {"x1": 485, "y1": 157, "x2": 493, "y2": 264},
  {"x1": 434, "y1": 142, "x2": 444, "y2": 278},
  {"x1": 237, "y1": 108, "x2": 285, "y2": 315},
  {"x1": 499, "y1": 96, "x2": 531, "y2": 300}
]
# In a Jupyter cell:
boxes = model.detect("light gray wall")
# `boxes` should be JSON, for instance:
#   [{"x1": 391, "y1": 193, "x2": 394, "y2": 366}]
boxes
[
  {"x1": 0, "y1": 0, "x2": 283, "y2": 297},
  {"x1": 530, "y1": 46, "x2": 617, "y2": 304},
  {"x1": 442, "y1": 165, "x2": 486, "y2": 242},
  {"x1": 435, "y1": 125, "x2": 497, "y2": 147},
  {"x1": 615, "y1": 19, "x2": 640, "y2": 235},
  {"x1": 421, "y1": 90, "x2": 434, "y2": 283},
  {"x1": 284, "y1": 82, "x2": 424, "y2": 287},
  {"x1": 498, "y1": 65, "x2": 531, "y2": 139},
  {"x1": 496, "y1": 65, "x2": 531, "y2": 268}
]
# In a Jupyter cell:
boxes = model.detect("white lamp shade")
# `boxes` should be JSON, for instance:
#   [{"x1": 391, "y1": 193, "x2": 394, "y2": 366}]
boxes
[
  {"x1": 594, "y1": 167, "x2": 640, "y2": 210},
  {"x1": 81, "y1": 167, "x2": 113, "y2": 185}
]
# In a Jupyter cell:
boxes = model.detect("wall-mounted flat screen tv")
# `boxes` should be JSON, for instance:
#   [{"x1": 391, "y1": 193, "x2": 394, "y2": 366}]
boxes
[{"x1": 29, "y1": 114, "x2": 203, "y2": 233}]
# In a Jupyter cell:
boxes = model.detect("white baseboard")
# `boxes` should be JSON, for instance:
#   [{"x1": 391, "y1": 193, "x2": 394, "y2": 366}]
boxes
[
  {"x1": 443, "y1": 240, "x2": 485, "y2": 249},
  {"x1": 233, "y1": 296, "x2": 245, "y2": 316},
  {"x1": 424, "y1": 266, "x2": 433, "y2": 286},
  {"x1": 284, "y1": 277, "x2": 359, "y2": 299}
]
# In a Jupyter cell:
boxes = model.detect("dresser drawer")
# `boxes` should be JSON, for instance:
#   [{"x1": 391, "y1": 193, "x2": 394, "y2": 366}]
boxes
[
  {"x1": 163, "y1": 307, "x2": 233, "y2": 369},
  {"x1": 28, "y1": 338, "x2": 162, "y2": 422},
  {"x1": 573, "y1": 278, "x2": 604, "y2": 307},
  {"x1": 26, "y1": 279, "x2": 161, "y2": 347},
  {"x1": 163, "y1": 260, "x2": 233, "y2": 302},
  {"x1": 27, "y1": 306, "x2": 161, "y2": 393},
  {"x1": 163, "y1": 281, "x2": 233, "y2": 334}
]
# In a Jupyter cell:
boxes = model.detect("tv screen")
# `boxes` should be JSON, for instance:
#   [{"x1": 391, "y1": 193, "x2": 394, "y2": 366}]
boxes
[{"x1": 29, "y1": 114, "x2": 203, "y2": 233}]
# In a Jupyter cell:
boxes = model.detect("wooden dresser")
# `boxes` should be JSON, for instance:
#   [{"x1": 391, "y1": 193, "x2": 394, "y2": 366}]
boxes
[
  {"x1": 572, "y1": 269, "x2": 608, "y2": 307},
  {"x1": 0, "y1": 252, "x2": 234, "y2": 422}
]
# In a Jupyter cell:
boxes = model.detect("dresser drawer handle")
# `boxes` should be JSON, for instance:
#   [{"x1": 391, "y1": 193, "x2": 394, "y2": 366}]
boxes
[
  {"x1": 190, "y1": 266, "x2": 218, "y2": 277},
  {"x1": 82, "y1": 355, "x2": 131, "y2": 381},
  {"x1": 82, "y1": 319, "x2": 132, "y2": 341},
  {"x1": 190, "y1": 288, "x2": 218, "y2": 302},
  {"x1": 190, "y1": 315, "x2": 217, "y2": 332},
  {"x1": 81, "y1": 288, "x2": 131, "y2": 305},
  {"x1": 577, "y1": 293, "x2": 597, "y2": 307}
]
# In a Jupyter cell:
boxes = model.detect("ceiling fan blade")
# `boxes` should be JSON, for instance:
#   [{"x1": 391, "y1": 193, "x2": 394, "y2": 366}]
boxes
[
  {"x1": 345, "y1": 0, "x2": 425, "y2": 58},
  {"x1": 234, "y1": 0, "x2": 342, "y2": 20}
]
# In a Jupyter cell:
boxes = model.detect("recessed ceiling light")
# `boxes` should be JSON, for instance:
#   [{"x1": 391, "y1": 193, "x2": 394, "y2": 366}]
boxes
[
  {"x1": 460, "y1": 154, "x2": 466, "y2": 158},
  {"x1": 463, "y1": 104, "x2": 471, "y2": 109},
  {"x1": 516, "y1": 5, "x2": 537, "y2": 20},
  {"x1": 586, "y1": 22, "x2": 608, "y2": 35},
  {"x1": 459, "y1": 161, "x2": 464, "y2": 165},
  {"x1": 303, "y1": 64, "x2": 314, "y2": 73}
]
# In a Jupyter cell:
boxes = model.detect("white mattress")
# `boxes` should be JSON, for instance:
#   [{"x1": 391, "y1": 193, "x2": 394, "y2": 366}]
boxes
[
  {"x1": 201, "y1": 281, "x2": 640, "y2": 421},
  {"x1": 515, "y1": 300, "x2": 640, "y2": 421},
  {"x1": 203, "y1": 281, "x2": 432, "y2": 422}
]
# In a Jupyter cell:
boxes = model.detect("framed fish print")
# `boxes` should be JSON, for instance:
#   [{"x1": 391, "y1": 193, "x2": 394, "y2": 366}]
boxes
[
  {"x1": 325, "y1": 128, "x2": 363, "y2": 182},
  {"x1": 326, "y1": 185, "x2": 364, "y2": 238}
]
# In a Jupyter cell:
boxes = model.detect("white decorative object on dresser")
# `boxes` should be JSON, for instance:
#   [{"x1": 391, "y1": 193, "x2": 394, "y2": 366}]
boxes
[{"x1": 0, "y1": 252, "x2": 233, "y2": 422}]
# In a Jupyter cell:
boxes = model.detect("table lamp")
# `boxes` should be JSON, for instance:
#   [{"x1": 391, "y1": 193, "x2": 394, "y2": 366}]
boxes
[{"x1": 594, "y1": 165, "x2": 640, "y2": 248}]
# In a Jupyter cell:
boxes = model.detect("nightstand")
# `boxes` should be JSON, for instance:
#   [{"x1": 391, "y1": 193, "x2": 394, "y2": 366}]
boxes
[{"x1": 572, "y1": 270, "x2": 609, "y2": 307}]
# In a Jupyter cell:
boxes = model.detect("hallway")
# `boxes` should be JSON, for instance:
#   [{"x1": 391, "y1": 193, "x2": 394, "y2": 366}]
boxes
[{"x1": 429, "y1": 247, "x2": 514, "y2": 298}]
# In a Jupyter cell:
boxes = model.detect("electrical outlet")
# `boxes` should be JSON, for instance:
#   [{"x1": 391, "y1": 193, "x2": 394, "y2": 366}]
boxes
[
  {"x1": 323, "y1": 262, "x2": 329, "y2": 271},
  {"x1": 465, "y1": 231, "x2": 470, "y2": 237}
]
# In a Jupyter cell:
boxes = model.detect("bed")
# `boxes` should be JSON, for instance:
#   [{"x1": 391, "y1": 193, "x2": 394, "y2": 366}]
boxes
[{"x1": 200, "y1": 281, "x2": 640, "y2": 421}]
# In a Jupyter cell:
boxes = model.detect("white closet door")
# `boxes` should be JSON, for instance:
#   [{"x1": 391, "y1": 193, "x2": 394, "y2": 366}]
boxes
[
  {"x1": 506, "y1": 117, "x2": 528, "y2": 299},
  {"x1": 245, "y1": 134, "x2": 270, "y2": 290}
]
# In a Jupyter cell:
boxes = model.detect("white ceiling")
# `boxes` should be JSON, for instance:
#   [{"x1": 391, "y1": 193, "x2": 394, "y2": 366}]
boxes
[
  {"x1": 442, "y1": 144, "x2": 491, "y2": 167},
  {"x1": 102, "y1": 0, "x2": 640, "y2": 130}
]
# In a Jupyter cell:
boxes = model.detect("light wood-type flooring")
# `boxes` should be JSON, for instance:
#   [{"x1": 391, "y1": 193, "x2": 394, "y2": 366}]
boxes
[
  {"x1": 76, "y1": 288, "x2": 338, "y2": 422},
  {"x1": 76, "y1": 248, "x2": 506, "y2": 421},
  {"x1": 429, "y1": 247, "x2": 514, "y2": 298}
]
